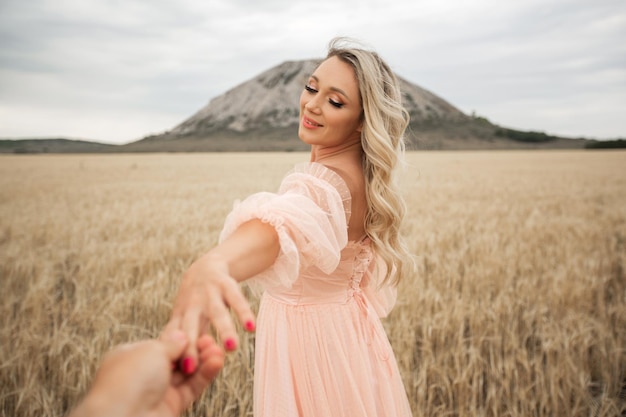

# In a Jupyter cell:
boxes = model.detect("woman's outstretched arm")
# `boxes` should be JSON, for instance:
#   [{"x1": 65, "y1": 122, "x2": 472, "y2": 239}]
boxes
[{"x1": 163, "y1": 219, "x2": 280, "y2": 373}]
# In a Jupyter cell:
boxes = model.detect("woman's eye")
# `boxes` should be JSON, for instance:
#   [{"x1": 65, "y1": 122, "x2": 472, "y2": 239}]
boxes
[
  {"x1": 329, "y1": 99, "x2": 344, "y2": 108},
  {"x1": 305, "y1": 84, "x2": 343, "y2": 108}
]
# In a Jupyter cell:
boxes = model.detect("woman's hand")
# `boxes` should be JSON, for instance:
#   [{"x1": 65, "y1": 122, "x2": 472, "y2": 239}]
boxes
[
  {"x1": 164, "y1": 254, "x2": 256, "y2": 373},
  {"x1": 163, "y1": 219, "x2": 280, "y2": 372},
  {"x1": 70, "y1": 331, "x2": 224, "y2": 417}
]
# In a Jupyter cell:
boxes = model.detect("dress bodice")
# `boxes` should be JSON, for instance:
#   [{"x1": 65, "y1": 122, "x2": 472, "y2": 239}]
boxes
[
  {"x1": 219, "y1": 162, "x2": 397, "y2": 317},
  {"x1": 266, "y1": 239, "x2": 373, "y2": 305}
]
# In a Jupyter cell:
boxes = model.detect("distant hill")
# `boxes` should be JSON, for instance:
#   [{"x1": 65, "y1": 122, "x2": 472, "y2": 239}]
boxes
[
  {"x1": 0, "y1": 138, "x2": 116, "y2": 154},
  {"x1": 1, "y1": 59, "x2": 593, "y2": 153},
  {"x1": 120, "y1": 59, "x2": 589, "y2": 152}
]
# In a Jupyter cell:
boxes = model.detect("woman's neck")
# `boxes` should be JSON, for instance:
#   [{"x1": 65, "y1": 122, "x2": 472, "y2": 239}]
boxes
[{"x1": 310, "y1": 141, "x2": 362, "y2": 165}]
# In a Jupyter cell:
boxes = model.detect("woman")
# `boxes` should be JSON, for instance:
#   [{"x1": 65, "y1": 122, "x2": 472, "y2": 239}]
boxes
[{"x1": 165, "y1": 38, "x2": 414, "y2": 416}]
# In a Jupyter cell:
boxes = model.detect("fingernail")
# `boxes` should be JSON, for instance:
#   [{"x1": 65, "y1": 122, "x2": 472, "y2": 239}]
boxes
[
  {"x1": 245, "y1": 320, "x2": 256, "y2": 332},
  {"x1": 181, "y1": 357, "x2": 196, "y2": 374},
  {"x1": 224, "y1": 338, "x2": 237, "y2": 351}
]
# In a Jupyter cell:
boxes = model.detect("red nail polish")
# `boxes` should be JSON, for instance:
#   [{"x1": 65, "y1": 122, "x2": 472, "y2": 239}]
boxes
[
  {"x1": 181, "y1": 357, "x2": 196, "y2": 374},
  {"x1": 224, "y1": 338, "x2": 237, "y2": 351},
  {"x1": 245, "y1": 320, "x2": 256, "y2": 332}
]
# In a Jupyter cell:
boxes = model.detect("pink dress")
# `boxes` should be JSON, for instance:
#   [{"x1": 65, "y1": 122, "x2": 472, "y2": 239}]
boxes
[{"x1": 219, "y1": 162, "x2": 413, "y2": 417}]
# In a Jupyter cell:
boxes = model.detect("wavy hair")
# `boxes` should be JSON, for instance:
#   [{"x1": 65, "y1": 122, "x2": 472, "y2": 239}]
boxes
[{"x1": 326, "y1": 38, "x2": 414, "y2": 287}]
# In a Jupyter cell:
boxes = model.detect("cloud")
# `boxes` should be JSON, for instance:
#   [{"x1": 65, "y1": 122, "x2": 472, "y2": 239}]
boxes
[{"x1": 0, "y1": 0, "x2": 624, "y2": 143}]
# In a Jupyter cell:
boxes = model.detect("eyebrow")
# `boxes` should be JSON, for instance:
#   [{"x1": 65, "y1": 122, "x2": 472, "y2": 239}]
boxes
[{"x1": 310, "y1": 75, "x2": 353, "y2": 103}]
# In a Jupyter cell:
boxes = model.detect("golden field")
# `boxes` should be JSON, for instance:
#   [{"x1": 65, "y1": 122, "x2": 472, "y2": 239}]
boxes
[{"x1": 1, "y1": 150, "x2": 624, "y2": 417}]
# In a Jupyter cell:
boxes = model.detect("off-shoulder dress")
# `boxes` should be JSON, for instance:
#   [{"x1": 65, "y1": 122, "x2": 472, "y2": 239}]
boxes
[{"x1": 219, "y1": 162, "x2": 412, "y2": 417}]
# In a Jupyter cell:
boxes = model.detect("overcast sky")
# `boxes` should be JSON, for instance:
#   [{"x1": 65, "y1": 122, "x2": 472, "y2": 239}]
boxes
[{"x1": 1, "y1": 0, "x2": 624, "y2": 144}]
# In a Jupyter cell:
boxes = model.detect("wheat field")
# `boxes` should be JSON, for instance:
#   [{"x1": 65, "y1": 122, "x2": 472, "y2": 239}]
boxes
[{"x1": 0, "y1": 150, "x2": 624, "y2": 417}]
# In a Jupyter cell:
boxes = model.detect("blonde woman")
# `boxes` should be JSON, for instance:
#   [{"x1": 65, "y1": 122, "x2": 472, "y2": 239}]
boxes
[{"x1": 165, "y1": 38, "x2": 414, "y2": 416}]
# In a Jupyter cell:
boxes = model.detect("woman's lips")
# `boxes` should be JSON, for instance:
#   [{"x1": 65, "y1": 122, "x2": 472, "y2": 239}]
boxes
[{"x1": 302, "y1": 116, "x2": 323, "y2": 128}]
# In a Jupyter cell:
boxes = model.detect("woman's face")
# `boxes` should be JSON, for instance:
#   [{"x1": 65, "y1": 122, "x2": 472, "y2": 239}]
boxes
[{"x1": 298, "y1": 56, "x2": 363, "y2": 148}]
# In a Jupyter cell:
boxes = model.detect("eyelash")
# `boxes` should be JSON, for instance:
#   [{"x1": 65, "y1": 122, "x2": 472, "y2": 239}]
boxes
[{"x1": 305, "y1": 84, "x2": 344, "y2": 108}]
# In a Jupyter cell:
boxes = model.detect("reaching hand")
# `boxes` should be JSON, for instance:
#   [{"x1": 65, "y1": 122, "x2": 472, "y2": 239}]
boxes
[
  {"x1": 163, "y1": 219, "x2": 279, "y2": 373},
  {"x1": 70, "y1": 331, "x2": 224, "y2": 417},
  {"x1": 163, "y1": 254, "x2": 256, "y2": 374}
]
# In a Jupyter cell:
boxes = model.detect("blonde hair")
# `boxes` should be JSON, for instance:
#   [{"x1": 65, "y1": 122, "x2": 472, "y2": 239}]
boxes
[{"x1": 326, "y1": 37, "x2": 414, "y2": 287}]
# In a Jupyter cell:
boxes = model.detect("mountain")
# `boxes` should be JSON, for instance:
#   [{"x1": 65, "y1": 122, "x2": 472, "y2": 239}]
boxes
[
  {"x1": 120, "y1": 59, "x2": 588, "y2": 152},
  {"x1": 1, "y1": 59, "x2": 591, "y2": 154},
  {"x1": 163, "y1": 60, "x2": 467, "y2": 139},
  {"x1": 0, "y1": 138, "x2": 116, "y2": 154}
]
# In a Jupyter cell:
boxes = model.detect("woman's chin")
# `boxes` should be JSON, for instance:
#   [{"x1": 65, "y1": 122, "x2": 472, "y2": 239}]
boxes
[{"x1": 297, "y1": 128, "x2": 313, "y2": 145}]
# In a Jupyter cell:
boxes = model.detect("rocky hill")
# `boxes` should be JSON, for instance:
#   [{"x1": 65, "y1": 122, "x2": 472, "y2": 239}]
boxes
[
  {"x1": 166, "y1": 60, "x2": 467, "y2": 137},
  {"x1": 1, "y1": 59, "x2": 591, "y2": 153},
  {"x1": 120, "y1": 59, "x2": 588, "y2": 152}
]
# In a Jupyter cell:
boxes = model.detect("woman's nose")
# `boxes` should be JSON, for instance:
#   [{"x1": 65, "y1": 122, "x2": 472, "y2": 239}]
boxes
[{"x1": 304, "y1": 95, "x2": 322, "y2": 114}]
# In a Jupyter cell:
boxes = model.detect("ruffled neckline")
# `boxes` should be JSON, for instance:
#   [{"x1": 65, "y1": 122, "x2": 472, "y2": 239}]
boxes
[{"x1": 289, "y1": 162, "x2": 352, "y2": 225}]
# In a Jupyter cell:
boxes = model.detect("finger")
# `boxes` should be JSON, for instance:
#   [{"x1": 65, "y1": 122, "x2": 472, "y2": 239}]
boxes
[
  {"x1": 176, "y1": 336, "x2": 225, "y2": 406},
  {"x1": 222, "y1": 277, "x2": 256, "y2": 333},
  {"x1": 205, "y1": 289, "x2": 239, "y2": 351},
  {"x1": 161, "y1": 318, "x2": 184, "y2": 372},
  {"x1": 196, "y1": 334, "x2": 216, "y2": 351},
  {"x1": 179, "y1": 308, "x2": 202, "y2": 374},
  {"x1": 160, "y1": 316, "x2": 183, "y2": 344},
  {"x1": 197, "y1": 335, "x2": 224, "y2": 382},
  {"x1": 160, "y1": 330, "x2": 188, "y2": 362}
]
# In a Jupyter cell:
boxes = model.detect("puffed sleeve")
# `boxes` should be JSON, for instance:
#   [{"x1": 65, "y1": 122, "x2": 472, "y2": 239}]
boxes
[{"x1": 218, "y1": 162, "x2": 351, "y2": 289}]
